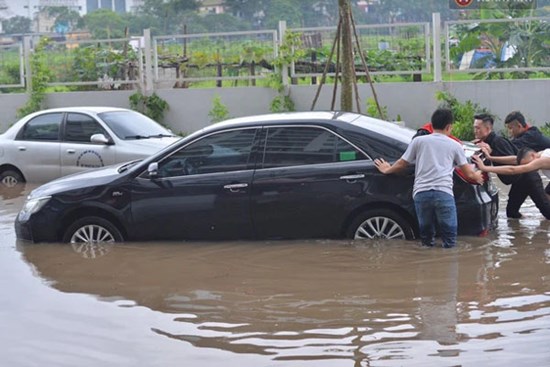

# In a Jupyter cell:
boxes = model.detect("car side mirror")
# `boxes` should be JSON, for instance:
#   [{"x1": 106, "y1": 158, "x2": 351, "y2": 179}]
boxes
[
  {"x1": 91, "y1": 133, "x2": 113, "y2": 145},
  {"x1": 148, "y1": 162, "x2": 159, "y2": 178}
]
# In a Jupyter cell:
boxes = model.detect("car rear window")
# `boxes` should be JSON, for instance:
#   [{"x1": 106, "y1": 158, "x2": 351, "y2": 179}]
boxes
[
  {"x1": 19, "y1": 113, "x2": 63, "y2": 141},
  {"x1": 261, "y1": 126, "x2": 367, "y2": 168}
]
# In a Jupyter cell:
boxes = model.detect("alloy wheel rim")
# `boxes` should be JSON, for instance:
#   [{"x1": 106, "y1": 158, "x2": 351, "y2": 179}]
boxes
[
  {"x1": 354, "y1": 216, "x2": 405, "y2": 240},
  {"x1": 70, "y1": 224, "x2": 116, "y2": 244},
  {"x1": 1, "y1": 176, "x2": 18, "y2": 188}
]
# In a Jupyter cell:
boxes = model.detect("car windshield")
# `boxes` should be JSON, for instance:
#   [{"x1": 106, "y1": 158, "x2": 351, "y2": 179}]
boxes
[{"x1": 98, "y1": 110, "x2": 174, "y2": 140}]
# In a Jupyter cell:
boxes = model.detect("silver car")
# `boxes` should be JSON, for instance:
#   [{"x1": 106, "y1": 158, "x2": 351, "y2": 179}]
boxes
[{"x1": 0, "y1": 107, "x2": 180, "y2": 187}]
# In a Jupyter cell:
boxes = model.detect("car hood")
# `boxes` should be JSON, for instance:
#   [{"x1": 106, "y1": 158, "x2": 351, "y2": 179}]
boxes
[{"x1": 29, "y1": 164, "x2": 125, "y2": 199}]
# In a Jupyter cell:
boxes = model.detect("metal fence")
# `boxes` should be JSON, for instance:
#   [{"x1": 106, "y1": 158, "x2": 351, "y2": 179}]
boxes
[
  {"x1": 1, "y1": 14, "x2": 549, "y2": 93},
  {"x1": 152, "y1": 30, "x2": 278, "y2": 87},
  {"x1": 288, "y1": 22, "x2": 431, "y2": 78},
  {"x1": 0, "y1": 43, "x2": 24, "y2": 88},
  {"x1": 42, "y1": 36, "x2": 143, "y2": 88},
  {"x1": 444, "y1": 16, "x2": 550, "y2": 75}
]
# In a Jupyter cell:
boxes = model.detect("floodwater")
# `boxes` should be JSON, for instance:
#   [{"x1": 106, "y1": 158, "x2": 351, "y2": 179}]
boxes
[{"x1": 1, "y1": 181, "x2": 549, "y2": 367}]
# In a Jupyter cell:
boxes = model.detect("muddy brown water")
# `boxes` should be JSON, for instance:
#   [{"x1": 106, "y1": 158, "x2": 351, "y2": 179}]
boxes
[{"x1": 1, "y1": 181, "x2": 549, "y2": 367}]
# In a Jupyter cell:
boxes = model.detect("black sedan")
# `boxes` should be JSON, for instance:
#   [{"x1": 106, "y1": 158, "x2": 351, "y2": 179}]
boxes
[{"x1": 15, "y1": 111, "x2": 498, "y2": 243}]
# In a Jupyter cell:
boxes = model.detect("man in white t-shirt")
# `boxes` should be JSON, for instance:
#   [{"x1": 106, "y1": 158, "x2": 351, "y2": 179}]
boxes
[
  {"x1": 375, "y1": 109, "x2": 483, "y2": 248},
  {"x1": 473, "y1": 148, "x2": 550, "y2": 196}
]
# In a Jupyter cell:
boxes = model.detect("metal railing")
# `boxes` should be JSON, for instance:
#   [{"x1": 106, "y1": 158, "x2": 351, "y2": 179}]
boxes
[
  {"x1": 2, "y1": 14, "x2": 549, "y2": 93},
  {"x1": 42, "y1": 36, "x2": 143, "y2": 88},
  {"x1": 0, "y1": 43, "x2": 24, "y2": 88},
  {"x1": 288, "y1": 22, "x2": 431, "y2": 78},
  {"x1": 152, "y1": 30, "x2": 278, "y2": 86}
]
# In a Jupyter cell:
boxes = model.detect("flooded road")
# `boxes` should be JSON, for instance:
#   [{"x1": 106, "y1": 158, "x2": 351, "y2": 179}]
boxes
[{"x1": 1, "y1": 182, "x2": 549, "y2": 366}]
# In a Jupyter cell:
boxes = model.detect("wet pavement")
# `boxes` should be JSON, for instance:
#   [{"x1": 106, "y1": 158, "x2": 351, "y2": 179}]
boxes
[{"x1": 1, "y1": 181, "x2": 549, "y2": 367}]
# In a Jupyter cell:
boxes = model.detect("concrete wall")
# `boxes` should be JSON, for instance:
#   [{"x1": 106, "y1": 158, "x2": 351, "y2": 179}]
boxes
[{"x1": 1, "y1": 79, "x2": 548, "y2": 134}]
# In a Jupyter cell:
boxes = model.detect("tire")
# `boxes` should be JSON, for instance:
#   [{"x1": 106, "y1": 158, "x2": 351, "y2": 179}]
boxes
[
  {"x1": 346, "y1": 209, "x2": 415, "y2": 240},
  {"x1": 0, "y1": 170, "x2": 24, "y2": 188},
  {"x1": 62, "y1": 216, "x2": 124, "y2": 244}
]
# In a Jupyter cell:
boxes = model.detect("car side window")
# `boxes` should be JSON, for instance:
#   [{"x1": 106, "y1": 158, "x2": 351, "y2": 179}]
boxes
[
  {"x1": 261, "y1": 126, "x2": 367, "y2": 168},
  {"x1": 19, "y1": 113, "x2": 63, "y2": 141},
  {"x1": 156, "y1": 128, "x2": 257, "y2": 178},
  {"x1": 64, "y1": 113, "x2": 108, "y2": 143}
]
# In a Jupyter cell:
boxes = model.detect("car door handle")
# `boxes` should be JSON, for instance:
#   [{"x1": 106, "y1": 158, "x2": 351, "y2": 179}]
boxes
[
  {"x1": 340, "y1": 174, "x2": 365, "y2": 181},
  {"x1": 66, "y1": 149, "x2": 76, "y2": 154},
  {"x1": 223, "y1": 183, "x2": 248, "y2": 192},
  {"x1": 18, "y1": 146, "x2": 26, "y2": 151}
]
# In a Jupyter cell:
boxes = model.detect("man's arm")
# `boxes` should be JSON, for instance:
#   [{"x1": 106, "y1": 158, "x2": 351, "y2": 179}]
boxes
[
  {"x1": 457, "y1": 163, "x2": 484, "y2": 184},
  {"x1": 479, "y1": 141, "x2": 517, "y2": 164},
  {"x1": 472, "y1": 154, "x2": 545, "y2": 175},
  {"x1": 484, "y1": 151, "x2": 517, "y2": 164},
  {"x1": 374, "y1": 158, "x2": 410, "y2": 175}
]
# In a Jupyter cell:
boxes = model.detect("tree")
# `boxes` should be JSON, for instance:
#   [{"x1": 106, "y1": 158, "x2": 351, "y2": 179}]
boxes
[
  {"x1": 122, "y1": 13, "x2": 162, "y2": 36},
  {"x1": 46, "y1": 6, "x2": 82, "y2": 33},
  {"x1": 339, "y1": 0, "x2": 353, "y2": 112},
  {"x1": 299, "y1": 0, "x2": 339, "y2": 27},
  {"x1": 138, "y1": 0, "x2": 199, "y2": 34},
  {"x1": 263, "y1": 0, "x2": 302, "y2": 29},
  {"x1": 2, "y1": 16, "x2": 31, "y2": 34},
  {"x1": 200, "y1": 13, "x2": 251, "y2": 33},
  {"x1": 224, "y1": 0, "x2": 265, "y2": 26},
  {"x1": 83, "y1": 9, "x2": 126, "y2": 39}
]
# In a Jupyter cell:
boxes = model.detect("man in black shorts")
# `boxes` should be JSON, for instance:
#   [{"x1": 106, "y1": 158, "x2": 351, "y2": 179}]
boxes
[{"x1": 474, "y1": 113, "x2": 550, "y2": 219}]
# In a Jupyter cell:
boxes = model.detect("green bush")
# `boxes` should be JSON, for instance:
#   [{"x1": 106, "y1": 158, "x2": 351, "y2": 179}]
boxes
[
  {"x1": 208, "y1": 94, "x2": 230, "y2": 123},
  {"x1": 129, "y1": 91, "x2": 169, "y2": 123},
  {"x1": 435, "y1": 91, "x2": 491, "y2": 141},
  {"x1": 540, "y1": 122, "x2": 550, "y2": 137},
  {"x1": 17, "y1": 38, "x2": 52, "y2": 118}
]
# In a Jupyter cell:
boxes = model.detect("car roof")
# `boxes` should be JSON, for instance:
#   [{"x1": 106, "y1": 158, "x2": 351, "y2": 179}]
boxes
[
  {"x1": 26, "y1": 106, "x2": 131, "y2": 115},
  {"x1": 198, "y1": 111, "x2": 415, "y2": 144},
  {"x1": 213, "y1": 111, "x2": 357, "y2": 127}
]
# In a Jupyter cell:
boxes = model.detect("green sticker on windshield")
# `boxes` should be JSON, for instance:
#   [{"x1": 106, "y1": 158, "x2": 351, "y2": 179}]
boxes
[{"x1": 339, "y1": 151, "x2": 356, "y2": 161}]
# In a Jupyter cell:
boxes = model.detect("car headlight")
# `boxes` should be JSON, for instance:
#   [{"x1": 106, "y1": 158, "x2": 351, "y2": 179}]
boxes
[{"x1": 18, "y1": 196, "x2": 51, "y2": 221}]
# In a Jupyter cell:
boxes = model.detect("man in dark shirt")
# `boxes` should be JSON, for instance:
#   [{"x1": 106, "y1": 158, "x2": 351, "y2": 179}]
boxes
[
  {"x1": 505, "y1": 111, "x2": 550, "y2": 151},
  {"x1": 474, "y1": 113, "x2": 550, "y2": 219}
]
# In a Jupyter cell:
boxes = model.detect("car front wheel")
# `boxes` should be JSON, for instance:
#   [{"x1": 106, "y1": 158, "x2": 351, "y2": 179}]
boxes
[
  {"x1": 62, "y1": 216, "x2": 124, "y2": 244},
  {"x1": 347, "y1": 209, "x2": 414, "y2": 240},
  {"x1": 0, "y1": 170, "x2": 24, "y2": 188}
]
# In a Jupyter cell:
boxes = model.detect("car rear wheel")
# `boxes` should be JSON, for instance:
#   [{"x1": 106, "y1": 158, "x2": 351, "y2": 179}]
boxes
[
  {"x1": 63, "y1": 216, "x2": 123, "y2": 244},
  {"x1": 0, "y1": 170, "x2": 24, "y2": 188},
  {"x1": 347, "y1": 209, "x2": 414, "y2": 240}
]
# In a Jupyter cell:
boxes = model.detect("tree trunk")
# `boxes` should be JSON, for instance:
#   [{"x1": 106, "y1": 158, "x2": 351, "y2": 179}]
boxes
[{"x1": 338, "y1": 0, "x2": 353, "y2": 112}]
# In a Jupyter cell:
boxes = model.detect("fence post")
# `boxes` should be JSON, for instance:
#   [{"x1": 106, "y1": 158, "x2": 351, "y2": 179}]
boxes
[
  {"x1": 432, "y1": 12, "x2": 442, "y2": 82},
  {"x1": 23, "y1": 36, "x2": 32, "y2": 93},
  {"x1": 143, "y1": 28, "x2": 154, "y2": 92},
  {"x1": 278, "y1": 20, "x2": 289, "y2": 88}
]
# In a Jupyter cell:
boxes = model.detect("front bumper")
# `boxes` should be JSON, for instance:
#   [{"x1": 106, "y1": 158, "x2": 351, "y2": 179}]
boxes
[{"x1": 15, "y1": 212, "x2": 59, "y2": 243}]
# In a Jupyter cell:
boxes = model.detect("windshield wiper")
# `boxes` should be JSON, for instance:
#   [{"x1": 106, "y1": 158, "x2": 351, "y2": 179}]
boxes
[
  {"x1": 147, "y1": 133, "x2": 176, "y2": 138},
  {"x1": 118, "y1": 160, "x2": 140, "y2": 173},
  {"x1": 124, "y1": 135, "x2": 150, "y2": 140}
]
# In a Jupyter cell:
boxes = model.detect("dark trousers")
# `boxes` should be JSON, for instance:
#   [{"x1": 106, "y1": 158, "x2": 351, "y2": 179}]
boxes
[{"x1": 506, "y1": 171, "x2": 550, "y2": 219}]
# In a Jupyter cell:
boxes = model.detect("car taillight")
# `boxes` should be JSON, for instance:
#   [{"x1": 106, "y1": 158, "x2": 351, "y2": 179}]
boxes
[{"x1": 454, "y1": 165, "x2": 484, "y2": 185}]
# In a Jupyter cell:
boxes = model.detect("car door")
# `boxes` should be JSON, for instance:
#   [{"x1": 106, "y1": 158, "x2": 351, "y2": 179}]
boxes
[
  {"x1": 250, "y1": 125, "x2": 378, "y2": 239},
  {"x1": 128, "y1": 127, "x2": 260, "y2": 241},
  {"x1": 13, "y1": 112, "x2": 63, "y2": 182},
  {"x1": 61, "y1": 113, "x2": 117, "y2": 176}
]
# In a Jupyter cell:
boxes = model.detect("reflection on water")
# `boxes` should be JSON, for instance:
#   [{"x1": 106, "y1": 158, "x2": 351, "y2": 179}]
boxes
[{"x1": 1, "y1": 182, "x2": 549, "y2": 366}]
